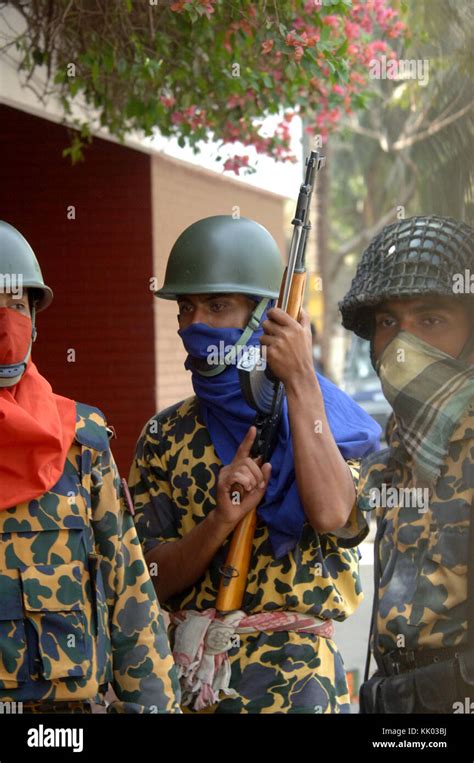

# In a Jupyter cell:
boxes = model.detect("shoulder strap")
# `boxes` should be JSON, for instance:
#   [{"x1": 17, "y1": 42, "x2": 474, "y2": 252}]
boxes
[
  {"x1": 363, "y1": 454, "x2": 398, "y2": 682},
  {"x1": 75, "y1": 402, "x2": 110, "y2": 452},
  {"x1": 193, "y1": 298, "x2": 268, "y2": 377},
  {"x1": 364, "y1": 515, "x2": 383, "y2": 681}
]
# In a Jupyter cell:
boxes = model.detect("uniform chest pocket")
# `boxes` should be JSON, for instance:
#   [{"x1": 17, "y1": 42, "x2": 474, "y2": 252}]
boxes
[
  {"x1": 428, "y1": 524, "x2": 470, "y2": 572},
  {"x1": 20, "y1": 562, "x2": 93, "y2": 682},
  {"x1": 0, "y1": 569, "x2": 29, "y2": 687},
  {"x1": 0, "y1": 563, "x2": 94, "y2": 687}
]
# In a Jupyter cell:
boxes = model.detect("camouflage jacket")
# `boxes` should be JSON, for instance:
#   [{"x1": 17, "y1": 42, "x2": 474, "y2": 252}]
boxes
[
  {"x1": 358, "y1": 402, "x2": 474, "y2": 655},
  {"x1": 129, "y1": 396, "x2": 367, "y2": 620},
  {"x1": 0, "y1": 403, "x2": 181, "y2": 713},
  {"x1": 128, "y1": 396, "x2": 368, "y2": 713}
]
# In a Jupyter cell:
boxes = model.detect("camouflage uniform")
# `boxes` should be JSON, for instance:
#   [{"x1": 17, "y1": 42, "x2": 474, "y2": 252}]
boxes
[
  {"x1": 338, "y1": 215, "x2": 474, "y2": 713},
  {"x1": 359, "y1": 403, "x2": 473, "y2": 654},
  {"x1": 356, "y1": 404, "x2": 473, "y2": 712},
  {"x1": 129, "y1": 396, "x2": 367, "y2": 714},
  {"x1": 0, "y1": 403, "x2": 181, "y2": 713}
]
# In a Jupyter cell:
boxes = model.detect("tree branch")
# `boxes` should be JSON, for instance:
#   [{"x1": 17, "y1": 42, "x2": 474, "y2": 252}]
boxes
[
  {"x1": 329, "y1": 175, "x2": 417, "y2": 280},
  {"x1": 392, "y1": 101, "x2": 474, "y2": 150}
]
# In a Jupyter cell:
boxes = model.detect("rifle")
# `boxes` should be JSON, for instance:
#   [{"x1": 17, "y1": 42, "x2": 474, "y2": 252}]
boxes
[{"x1": 216, "y1": 149, "x2": 325, "y2": 614}]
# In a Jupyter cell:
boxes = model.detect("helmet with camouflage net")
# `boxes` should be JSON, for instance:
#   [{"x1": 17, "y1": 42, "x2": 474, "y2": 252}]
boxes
[
  {"x1": 0, "y1": 221, "x2": 53, "y2": 311},
  {"x1": 155, "y1": 215, "x2": 283, "y2": 300},
  {"x1": 339, "y1": 216, "x2": 473, "y2": 339}
]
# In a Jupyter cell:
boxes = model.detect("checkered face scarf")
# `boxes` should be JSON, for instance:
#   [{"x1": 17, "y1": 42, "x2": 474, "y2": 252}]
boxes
[{"x1": 376, "y1": 331, "x2": 474, "y2": 486}]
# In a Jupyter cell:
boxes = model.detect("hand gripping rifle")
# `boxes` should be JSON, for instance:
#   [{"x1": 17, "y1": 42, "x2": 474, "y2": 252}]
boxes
[{"x1": 216, "y1": 149, "x2": 325, "y2": 614}]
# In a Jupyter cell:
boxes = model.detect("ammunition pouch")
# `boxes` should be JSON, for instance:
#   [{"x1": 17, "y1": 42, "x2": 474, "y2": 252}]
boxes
[{"x1": 360, "y1": 646, "x2": 474, "y2": 713}]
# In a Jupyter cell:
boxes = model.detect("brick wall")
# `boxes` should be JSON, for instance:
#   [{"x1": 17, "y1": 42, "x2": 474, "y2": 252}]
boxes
[
  {"x1": 151, "y1": 154, "x2": 287, "y2": 410},
  {"x1": 0, "y1": 105, "x2": 155, "y2": 475},
  {"x1": 0, "y1": 104, "x2": 288, "y2": 472}
]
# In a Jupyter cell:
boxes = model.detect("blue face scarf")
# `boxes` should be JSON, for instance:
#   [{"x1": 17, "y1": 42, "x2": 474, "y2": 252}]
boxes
[{"x1": 178, "y1": 311, "x2": 381, "y2": 558}]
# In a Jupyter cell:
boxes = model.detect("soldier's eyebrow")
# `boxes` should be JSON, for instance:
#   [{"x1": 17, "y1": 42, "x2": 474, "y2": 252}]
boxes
[
  {"x1": 376, "y1": 299, "x2": 455, "y2": 316},
  {"x1": 375, "y1": 304, "x2": 396, "y2": 316},
  {"x1": 410, "y1": 300, "x2": 454, "y2": 313},
  {"x1": 177, "y1": 294, "x2": 233, "y2": 304}
]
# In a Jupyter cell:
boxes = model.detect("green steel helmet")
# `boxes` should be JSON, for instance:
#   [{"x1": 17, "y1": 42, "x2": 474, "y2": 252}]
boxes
[
  {"x1": 339, "y1": 215, "x2": 473, "y2": 339},
  {"x1": 155, "y1": 215, "x2": 283, "y2": 300},
  {"x1": 0, "y1": 221, "x2": 53, "y2": 311}
]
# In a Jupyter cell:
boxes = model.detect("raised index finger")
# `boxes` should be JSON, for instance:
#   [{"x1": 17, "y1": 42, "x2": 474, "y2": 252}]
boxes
[{"x1": 234, "y1": 426, "x2": 257, "y2": 459}]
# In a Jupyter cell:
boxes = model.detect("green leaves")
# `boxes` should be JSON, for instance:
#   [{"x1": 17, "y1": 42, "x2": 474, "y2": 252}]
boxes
[
  {"x1": 62, "y1": 134, "x2": 85, "y2": 164},
  {"x1": 335, "y1": 39, "x2": 348, "y2": 58},
  {"x1": 32, "y1": 48, "x2": 45, "y2": 65},
  {"x1": 7, "y1": 0, "x2": 405, "y2": 169}
]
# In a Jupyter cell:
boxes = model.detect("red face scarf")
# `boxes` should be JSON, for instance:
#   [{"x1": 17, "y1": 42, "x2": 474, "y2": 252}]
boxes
[{"x1": 0, "y1": 309, "x2": 77, "y2": 510}]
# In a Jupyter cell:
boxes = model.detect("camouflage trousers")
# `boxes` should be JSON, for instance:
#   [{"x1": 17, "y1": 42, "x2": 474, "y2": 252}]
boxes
[{"x1": 180, "y1": 631, "x2": 351, "y2": 714}]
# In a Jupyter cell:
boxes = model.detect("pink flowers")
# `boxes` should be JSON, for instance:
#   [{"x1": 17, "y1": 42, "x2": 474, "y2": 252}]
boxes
[
  {"x1": 323, "y1": 15, "x2": 340, "y2": 29},
  {"x1": 165, "y1": 0, "x2": 406, "y2": 172},
  {"x1": 171, "y1": 106, "x2": 207, "y2": 130},
  {"x1": 299, "y1": 30, "x2": 320, "y2": 47},
  {"x1": 223, "y1": 155, "x2": 250, "y2": 175},
  {"x1": 261, "y1": 39, "x2": 274, "y2": 55},
  {"x1": 345, "y1": 20, "x2": 362, "y2": 40},
  {"x1": 388, "y1": 21, "x2": 406, "y2": 38},
  {"x1": 170, "y1": 111, "x2": 184, "y2": 125},
  {"x1": 171, "y1": 0, "x2": 216, "y2": 15},
  {"x1": 294, "y1": 45, "x2": 305, "y2": 62},
  {"x1": 199, "y1": 0, "x2": 216, "y2": 15},
  {"x1": 160, "y1": 95, "x2": 176, "y2": 109}
]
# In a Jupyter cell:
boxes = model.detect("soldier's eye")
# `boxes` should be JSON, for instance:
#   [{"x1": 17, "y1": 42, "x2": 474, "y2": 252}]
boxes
[
  {"x1": 421, "y1": 315, "x2": 442, "y2": 326},
  {"x1": 376, "y1": 315, "x2": 396, "y2": 328},
  {"x1": 210, "y1": 302, "x2": 227, "y2": 312}
]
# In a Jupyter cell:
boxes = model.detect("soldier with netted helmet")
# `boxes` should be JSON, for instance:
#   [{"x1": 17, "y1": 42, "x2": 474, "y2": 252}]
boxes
[{"x1": 339, "y1": 215, "x2": 474, "y2": 714}]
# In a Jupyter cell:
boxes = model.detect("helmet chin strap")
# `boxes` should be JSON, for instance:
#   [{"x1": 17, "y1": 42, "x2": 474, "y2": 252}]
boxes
[
  {"x1": 0, "y1": 306, "x2": 36, "y2": 388},
  {"x1": 190, "y1": 298, "x2": 270, "y2": 377}
]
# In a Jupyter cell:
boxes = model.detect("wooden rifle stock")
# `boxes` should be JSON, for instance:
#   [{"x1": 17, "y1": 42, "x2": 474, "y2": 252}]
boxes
[
  {"x1": 216, "y1": 504, "x2": 258, "y2": 612},
  {"x1": 216, "y1": 150, "x2": 323, "y2": 614},
  {"x1": 215, "y1": 273, "x2": 306, "y2": 613}
]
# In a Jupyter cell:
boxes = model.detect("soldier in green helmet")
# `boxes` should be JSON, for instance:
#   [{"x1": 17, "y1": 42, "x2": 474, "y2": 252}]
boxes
[
  {"x1": 129, "y1": 215, "x2": 382, "y2": 714},
  {"x1": 339, "y1": 215, "x2": 474, "y2": 713},
  {"x1": 0, "y1": 221, "x2": 181, "y2": 714}
]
